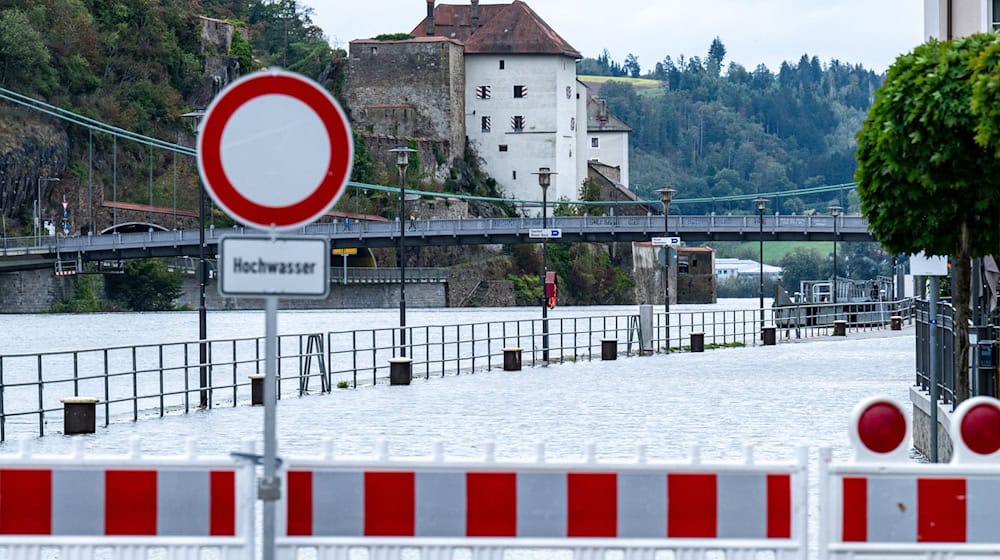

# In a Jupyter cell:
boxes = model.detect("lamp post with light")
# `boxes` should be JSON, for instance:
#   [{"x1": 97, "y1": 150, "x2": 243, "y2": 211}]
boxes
[
  {"x1": 534, "y1": 167, "x2": 554, "y2": 362},
  {"x1": 36, "y1": 177, "x2": 60, "y2": 244},
  {"x1": 829, "y1": 204, "x2": 842, "y2": 315},
  {"x1": 390, "y1": 146, "x2": 417, "y2": 357},
  {"x1": 755, "y1": 197, "x2": 767, "y2": 329},
  {"x1": 658, "y1": 187, "x2": 675, "y2": 352}
]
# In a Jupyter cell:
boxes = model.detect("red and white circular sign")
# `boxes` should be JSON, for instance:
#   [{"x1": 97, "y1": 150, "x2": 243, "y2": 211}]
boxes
[{"x1": 197, "y1": 69, "x2": 353, "y2": 230}]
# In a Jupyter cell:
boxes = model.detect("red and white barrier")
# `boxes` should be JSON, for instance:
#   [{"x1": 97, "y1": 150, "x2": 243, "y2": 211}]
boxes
[
  {"x1": 277, "y1": 441, "x2": 808, "y2": 560},
  {"x1": 0, "y1": 436, "x2": 255, "y2": 560},
  {"x1": 820, "y1": 397, "x2": 1000, "y2": 559}
]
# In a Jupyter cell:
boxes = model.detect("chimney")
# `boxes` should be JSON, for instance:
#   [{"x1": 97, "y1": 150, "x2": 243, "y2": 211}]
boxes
[
  {"x1": 471, "y1": 0, "x2": 479, "y2": 29},
  {"x1": 598, "y1": 99, "x2": 608, "y2": 122},
  {"x1": 426, "y1": 0, "x2": 435, "y2": 36}
]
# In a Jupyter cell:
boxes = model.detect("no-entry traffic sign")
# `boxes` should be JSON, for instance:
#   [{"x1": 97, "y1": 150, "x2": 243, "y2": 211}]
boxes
[{"x1": 197, "y1": 69, "x2": 353, "y2": 230}]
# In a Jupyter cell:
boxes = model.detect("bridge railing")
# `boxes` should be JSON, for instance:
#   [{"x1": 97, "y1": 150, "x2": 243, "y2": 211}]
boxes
[{"x1": 0, "y1": 301, "x2": 913, "y2": 441}]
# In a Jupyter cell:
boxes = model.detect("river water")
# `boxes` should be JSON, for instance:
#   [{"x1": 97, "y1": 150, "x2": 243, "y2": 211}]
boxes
[{"x1": 2, "y1": 298, "x2": 912, "y2": 465}]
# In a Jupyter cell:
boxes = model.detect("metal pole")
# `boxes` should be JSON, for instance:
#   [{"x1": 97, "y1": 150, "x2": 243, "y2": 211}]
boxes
[
  {"x1": 833, "y1": 216, "x2": 838, "y2": 317},
  {"x1": 199, "y1": 161, "x2": 209, "y2": 408},
  {"x1": 398, "y1": 165, "x2": 407, "y2": 358},
  {"x1": 929, "y1": 275, "x2": 939, "y2": 463},
  {"x1": 542, "y1": 187, "x2": 549, "y2": 362},
  {"x1": 261, "y1": 296, "x2": 279, "y2": 559},
  {"x1": 664, "y1": 207, "x2": 670, "y2": 353},
  {"x1": 759, "y1": 208, "x2": 764, "y2": 329}
]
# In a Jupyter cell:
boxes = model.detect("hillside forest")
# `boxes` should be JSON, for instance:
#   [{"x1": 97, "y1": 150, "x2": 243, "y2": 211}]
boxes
[{"x1": 0, "y1": 1, "x2": 891, "y2": 308}]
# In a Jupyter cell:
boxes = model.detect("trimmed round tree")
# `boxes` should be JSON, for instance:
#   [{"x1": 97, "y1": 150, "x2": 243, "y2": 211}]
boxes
[{"x1": 856, "y1": 34, "x2": 1000, "y2": 403}]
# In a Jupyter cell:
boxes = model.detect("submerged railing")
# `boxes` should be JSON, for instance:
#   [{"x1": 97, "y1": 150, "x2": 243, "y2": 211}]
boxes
[{"x1": 0, "y1": 300, "x2": 914, "y2": 440}]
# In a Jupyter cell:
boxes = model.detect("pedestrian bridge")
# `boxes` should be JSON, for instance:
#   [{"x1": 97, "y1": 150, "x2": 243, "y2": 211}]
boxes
[{"x1": 0, "y1": 213, "x2": 873, "y2": 272}]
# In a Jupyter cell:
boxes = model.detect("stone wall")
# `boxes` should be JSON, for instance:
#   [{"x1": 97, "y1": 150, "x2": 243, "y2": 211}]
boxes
[
  {"x1": 345, "y1": 38, "x2": 466, "y2": 180},
  {"x1": 0, "y1": 269, "x2": 75, "y2": 313},
  {"x1": 911, "y1": 386, "x2": 953, "y2": 461}
]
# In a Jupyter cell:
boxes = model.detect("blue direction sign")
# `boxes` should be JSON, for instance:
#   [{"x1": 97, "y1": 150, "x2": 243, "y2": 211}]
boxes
[{"x1": 529, "y1": 228, "x2": 562, "y2": 239}]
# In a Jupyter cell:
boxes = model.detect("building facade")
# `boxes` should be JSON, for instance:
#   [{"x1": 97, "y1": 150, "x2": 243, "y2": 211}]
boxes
[
  {"x1": 344, "y1": 1, "x2": 633, "y2": 208},
  {"x1": 924, "y1": 0, "x2": 1000, "y2": 38}
]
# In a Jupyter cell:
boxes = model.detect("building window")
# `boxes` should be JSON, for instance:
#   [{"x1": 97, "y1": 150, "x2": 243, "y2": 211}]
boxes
[
  {"x1": 476, "y1": 85, "x2": 491, "y2": 99},
  {"x1": 370, "y1": 47, "x2": 377, "y2": 55},
  {"x1": 511, "y1": 115, "x2": 525, "y2": 132},
  {"x1": 499, "y1": 144, "x2": 508, "y2": 152},
  {"x1": 591, "y1": 137, "x2": 599, "y2": 148},
  {"x1": 481, "y1": 116, "x2": 491, "y2": 133},
  {"x1": 566, "y1": 86, "x2": 572, "y2": 99},
  {"x1": 994, "y1": 0, "x2": 1000, "y2": 30},
  {"x1": 512, "y1": 170, "x2": 517, "y2": 180},
  {"x1": 570, "y1": 117, "x2": 576, "y2": 131},
  {"x1": 499, "y1": 60, "x2": 505, "y2": 70},
  {"x1": 513, "y1": 85, "x2": 527, "y2": 98}
]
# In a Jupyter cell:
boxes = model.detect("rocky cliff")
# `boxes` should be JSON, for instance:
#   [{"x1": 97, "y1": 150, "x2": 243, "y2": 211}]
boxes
[{"x1": 0, "y1": 108, "x2": 69, "y2": 234}]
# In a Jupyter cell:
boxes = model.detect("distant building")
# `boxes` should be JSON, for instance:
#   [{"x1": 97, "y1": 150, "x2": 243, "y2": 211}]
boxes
[
  {"x1": 344, "y1": 1, "x2": 635, "y2": 209},
  {"x1": 715, "y1": 258, "x2": 782, "y2": 280},
  {"x1": 924, "y1": 0, "x2": 1000, "y2": 38}
]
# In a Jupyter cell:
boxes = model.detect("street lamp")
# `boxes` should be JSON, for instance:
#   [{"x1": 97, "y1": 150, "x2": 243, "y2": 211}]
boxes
[
  {"x1": 181, "y1": 110, "x2": 209, "y2": 409},
  {"x1": 658, "y1": 187, "x2": 676, "y2": 353},
  {"x1": 754, "y1": 197, "x2": 767, "y2": 329},
  {"x1": 389, "y1": 146, "x2": 417, "y2": 357},
  {"x1": 829, "y1": 204, "x2": 842, "y2": 313},
  {"x1": 533, "y1": 167, "x2": 555, "y2": 362},
  {"x1": 36, "y1": 177, "x2": 60, "y2": 243}
]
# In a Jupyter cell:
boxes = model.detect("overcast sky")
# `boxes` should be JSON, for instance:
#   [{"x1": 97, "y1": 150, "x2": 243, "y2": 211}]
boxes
[{"x1": 314, "y1": 1, "x2": 925, "y2": 74}]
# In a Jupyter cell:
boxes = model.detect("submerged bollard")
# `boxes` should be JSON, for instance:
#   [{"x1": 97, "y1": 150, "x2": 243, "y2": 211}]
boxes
[
  {"x1": 689, "y1": 332, "x2": 705, "y2": 352},
  {"x1": 249, "y1": 374, "x2": 266, "y2": 405},
  {"x1": 61, "y1": 397, "x2": 98, "y2": 435},
  {"x1": 833, "y1": 320, "x2": 847, "y2": 336},
  {"x1": 389, "y1": 357, "x2": 412, "y2": 385},
  {"x1": 503, "y1": 347, "x2": 522, "y2": 371},
  {"x1": 891, "y1": 316, "x2": 902, "y2": 331},
  {"x1": 601, "y1": 338, "x2": 618, "y2": 360},
  {"x1": 762, "y1": 326, "x2": 776, "y2": 346}
]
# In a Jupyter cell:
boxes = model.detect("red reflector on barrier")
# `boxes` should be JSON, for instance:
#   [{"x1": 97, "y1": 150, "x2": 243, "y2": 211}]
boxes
[
  {"x1": 105, "y1": 470, "x2": 157, "y2": 535},
  {"x1": 857, "y1": 401, "x2": 906, "y2": 453},
  {"x1": 959, "y1": 403, "x2": 1000, "y2": 455},
  {"x1": 0, "y1": 469, "x2": 51, "y2": 534}
]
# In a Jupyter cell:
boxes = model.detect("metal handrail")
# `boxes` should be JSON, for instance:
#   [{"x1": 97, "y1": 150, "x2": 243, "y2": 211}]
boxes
[{"x1": 0, "y1": 300, "x2": 914, "y2": 441}]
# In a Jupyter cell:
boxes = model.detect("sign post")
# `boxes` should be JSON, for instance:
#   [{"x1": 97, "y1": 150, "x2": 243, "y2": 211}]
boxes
[{"x1": 197, "y1": 69, "x2": 352, "y2": 560}]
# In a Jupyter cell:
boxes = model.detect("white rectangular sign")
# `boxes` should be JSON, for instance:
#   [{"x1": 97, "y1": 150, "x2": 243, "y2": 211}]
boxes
[
  {"x1": 909, "y1": 250, "x2": 948, "y2": 276},
  {"x1": 651, "y1": 236, "x2": 681, "y2": 246},
  {"x1": 529, "y1": 228, "x2": 562, "y2": 239},
  {"x1": 219, "y1": 236, "x2": 330, "y2": 298}
]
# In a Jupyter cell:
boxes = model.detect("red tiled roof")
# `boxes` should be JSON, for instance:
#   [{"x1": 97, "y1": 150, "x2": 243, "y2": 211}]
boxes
[{"x1": 410, "y1": 1, "x2": 580, "y2": 58}]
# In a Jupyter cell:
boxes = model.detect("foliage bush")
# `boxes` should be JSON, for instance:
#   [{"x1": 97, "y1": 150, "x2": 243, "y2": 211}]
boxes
[{"x1": 105, "y1": 259, "x2": 183, "y2": 311}]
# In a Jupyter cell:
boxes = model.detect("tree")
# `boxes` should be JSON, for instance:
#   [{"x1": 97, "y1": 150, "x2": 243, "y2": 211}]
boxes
[
  {"x1": 105, "y1": 259, "x2": 183, "y2": 311},
  {"x1": 855, "y1": 34, "x2": 1000, "y2": 403},
  {"x1": 707, "y1": 37, "x2": 726, "y2": 76},
  {"x1": 778, "y1": 247, "x2": 822, "y2": 294},
  {"x1": 623, "y1": 53, "x2": 640, "y2": 78}
]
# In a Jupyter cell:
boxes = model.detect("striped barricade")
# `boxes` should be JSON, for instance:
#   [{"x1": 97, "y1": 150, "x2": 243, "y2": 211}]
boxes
[
  {"x1": 277, "y1": 441, "x2": 808, "y2": 560},
  {"x1": 820, "y1": 396, "x2": 1000, "y2": 559},
  {"x1": 0, "y1": 437, "x2": 255, "y2": 560}
]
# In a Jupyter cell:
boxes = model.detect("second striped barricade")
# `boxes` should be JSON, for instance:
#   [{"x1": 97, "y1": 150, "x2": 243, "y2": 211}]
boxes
[
  {"x1": 820, "y1": 396, "x2": 1000, "y2": 559},
  {"x1": 277, "y1": 441, "x2": 808, "y2": 560}
]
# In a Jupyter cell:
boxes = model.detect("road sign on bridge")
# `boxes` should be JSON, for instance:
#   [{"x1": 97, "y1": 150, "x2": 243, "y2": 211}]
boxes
[{"x1": 529, "y1": 228, "x2": 562, "y2": 239}]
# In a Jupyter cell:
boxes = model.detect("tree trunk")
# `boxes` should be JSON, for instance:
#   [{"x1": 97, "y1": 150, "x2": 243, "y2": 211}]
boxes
[{"x1": 954, "y1": 221, "x2": 972, "y2": 403}]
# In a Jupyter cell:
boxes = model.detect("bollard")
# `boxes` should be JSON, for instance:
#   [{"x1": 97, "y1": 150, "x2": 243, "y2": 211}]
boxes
[
  {"x1": 389, "y1": 357, "x2": 412, "y2": 385},
  {"x1": 833, "y1": 320, "x2": 847, "y2": 336},
  {"x1": 61, "y1": 397, "x2": 98, "y2": 435},
  {"x1": 249, "y1": 374, "x2": 266, "y2": 405},
  {"x1": 503, "y1": 347, "x2": 522, "y2": 371},
  {"x1": 891, "y1": 316, "x2": 902, "y2": 331},
  {"x1": 762, "y1": 326, "x2": 776, "y2": 346},
  {"x1": 601, "y1": 338, "x2": 618, "y2": 360},
  {"x1": 690, "y1": 332, "x2": 705, "y2": 352}
]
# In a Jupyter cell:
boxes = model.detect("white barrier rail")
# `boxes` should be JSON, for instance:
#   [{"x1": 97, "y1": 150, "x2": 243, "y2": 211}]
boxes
[
  {"x1": 276, "y1": 440, "x2": 810, "y2": 560},
  {"x1": 0, "y1": 436, "x2": 256, "y2": 560}
]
